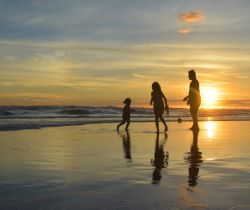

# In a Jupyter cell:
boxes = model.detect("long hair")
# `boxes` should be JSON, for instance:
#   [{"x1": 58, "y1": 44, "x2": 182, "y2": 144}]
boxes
[{"x1": 152, "y1": 82, "x2": 162, "y2": 94}]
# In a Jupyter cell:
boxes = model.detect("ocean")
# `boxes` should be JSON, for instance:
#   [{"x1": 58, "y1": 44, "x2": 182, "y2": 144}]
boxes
[{"x1": 0, "y1": 106, "x2": 250, "y2": 131}]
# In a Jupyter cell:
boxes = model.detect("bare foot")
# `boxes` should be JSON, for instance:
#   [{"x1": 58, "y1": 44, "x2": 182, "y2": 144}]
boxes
[
  {"x1": 155, "y1": 130, "x2": 160, "y2": 134},
  {"x1": 189, "y1": 126, "x2": 199, "y2": 131},
  {"x1": 193, "y1": 126, "x2": 200, "y2": 131}
]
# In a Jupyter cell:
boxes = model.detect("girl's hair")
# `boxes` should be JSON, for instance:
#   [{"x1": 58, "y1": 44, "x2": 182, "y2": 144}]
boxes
[
  {"x1": 152, "y1": 82, "x2": 162, "y2": 93},
  {"x1": 123, "y1": 98, "x2": 131, "y2": 105}
]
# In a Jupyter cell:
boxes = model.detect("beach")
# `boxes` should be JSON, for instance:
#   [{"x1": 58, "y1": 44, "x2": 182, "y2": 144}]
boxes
[{"x1": 0, "y1": 121, "x2": 249, "y2": 210}]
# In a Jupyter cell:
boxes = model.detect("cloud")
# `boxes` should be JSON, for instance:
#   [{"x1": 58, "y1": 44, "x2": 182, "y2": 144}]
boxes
[
  {"x1": 178, "y1": 28, "x2": 193, "y2": 34},
  {"x1": 219, "y1": 100, "x2": 250, "y2": 108},
  {"x1": 23, "y1": 16, "x2": 46, "y2": 26},
  {"x1": 1, "y1": 40, "x2": 250, "y2": 106},
  {"x1": 178, "y1": 11, "x2": 205, "y2": 23},
  {"x1": 33, "y1": 0, "x2": 47, "y2": 5}
]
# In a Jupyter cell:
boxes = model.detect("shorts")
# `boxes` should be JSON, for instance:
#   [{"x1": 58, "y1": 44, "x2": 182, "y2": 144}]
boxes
[
  {"x1": 190, "y1": 100, "x2": 201, "y2": 114},
  {"x1": 154, "y1": 105, "x2": 164, "y2": 118}
]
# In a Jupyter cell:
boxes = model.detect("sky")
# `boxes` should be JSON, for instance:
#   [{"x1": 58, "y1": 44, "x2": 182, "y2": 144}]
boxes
[{"x1": 0, "y1": 0, "x2": 250, "y2": 108}]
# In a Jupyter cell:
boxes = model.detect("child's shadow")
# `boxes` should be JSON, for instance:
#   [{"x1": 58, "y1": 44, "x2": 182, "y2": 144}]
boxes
[{"x1": 118, "y1": 130, "x2": 132, "y2": 161}]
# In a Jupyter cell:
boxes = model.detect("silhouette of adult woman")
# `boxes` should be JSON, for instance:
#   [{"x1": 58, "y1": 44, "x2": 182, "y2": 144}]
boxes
[
  {"x1": 150, "y1": 82, "x2": 169, "y2": 133},
  {"x1": 151, "y1": 133, "x2": 169, "y2": 184},
  {"x1": 183, "y1": 70, "x2": 201, "y2": 130}
]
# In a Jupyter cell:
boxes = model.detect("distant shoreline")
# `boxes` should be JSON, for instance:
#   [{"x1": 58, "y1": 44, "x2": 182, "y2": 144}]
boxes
[
  {"x1": 1, "y1": 106, "x2": 249, "y2": 131},
  {"x1": 1, "y1": 105, "x2": 250, "y2": 110}
]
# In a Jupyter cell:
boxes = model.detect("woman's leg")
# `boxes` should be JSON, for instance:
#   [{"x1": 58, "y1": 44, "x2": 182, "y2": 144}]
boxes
[
  {"x1": 159, "y1": 116, "x2": 168, "y2": 132},
  {"x1": 190, "y1": 106, "x2": 199, "y2": 130},
  {"x1": 192, "y1": 111, "x2": 199, "y2": 130},
  {"x1": 155, "y1": 116, "x2": 160, "y2": 133}
]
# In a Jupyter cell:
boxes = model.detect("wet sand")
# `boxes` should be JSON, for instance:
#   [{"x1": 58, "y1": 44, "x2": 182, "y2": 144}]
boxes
[{"x1": 0, "y1": 121, "x2": 249, "y2": 210}]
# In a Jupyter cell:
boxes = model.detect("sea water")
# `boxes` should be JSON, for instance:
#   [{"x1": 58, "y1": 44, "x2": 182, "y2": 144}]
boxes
[{"x1": 0, "y1": 106, "x2": 250, "y2": 130}]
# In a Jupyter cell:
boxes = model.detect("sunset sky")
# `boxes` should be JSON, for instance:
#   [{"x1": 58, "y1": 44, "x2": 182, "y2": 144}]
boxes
[{"x1": 0, "y1": 0, "x2": 249, "y2": 108}]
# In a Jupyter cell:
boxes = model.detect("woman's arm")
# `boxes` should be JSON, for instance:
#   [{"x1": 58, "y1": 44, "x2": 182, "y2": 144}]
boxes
[
  {"x1": 183, "y1": 89, "x2": 190, "y2": 101},
  {"x1": 150, "y1": 92, "x2": 154, "y2": 105},
  {"x1": 162, "y1": 92, "x2": 169, "y2": 115},
  {"x1": 183, "y1": 82, "x2": 191, "y2": 101},
  {"x1": 183, "y1": 95, "x2": 189, "y2": 101},
  {"x1": 162, "y1": 92, "x2": 168, "y2": 106}
]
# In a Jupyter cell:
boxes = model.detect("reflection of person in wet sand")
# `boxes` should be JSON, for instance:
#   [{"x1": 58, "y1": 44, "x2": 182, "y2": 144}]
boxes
[
  {"x1": 185, "y1": 129, "x2": 203, "y2": 187},
  {"x1": 118, "y1": 130, "x2": 132, "y2": 160},
  {"x1": 150, "y1": 82, "x2": 169, "y2": 133},
  {"x1": 183, "y1": 70, "x2": 201, "y2": 130},
  {"x1": 151, "y1": 133, "x2": 169, "y2": 184}
]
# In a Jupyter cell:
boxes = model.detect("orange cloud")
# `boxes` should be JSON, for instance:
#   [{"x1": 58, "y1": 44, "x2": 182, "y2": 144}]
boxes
[
  {"x1": 178, "y1": 11, "x2": 205, "y2": 23},
  {"x1": 178, "y1": 28, "x2": 193, "y2": 34}
]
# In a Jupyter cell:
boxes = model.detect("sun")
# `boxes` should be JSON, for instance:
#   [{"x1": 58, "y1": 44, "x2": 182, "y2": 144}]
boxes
[{"x1": 201, "y1": 87, "x2": 220, "y2": 108}]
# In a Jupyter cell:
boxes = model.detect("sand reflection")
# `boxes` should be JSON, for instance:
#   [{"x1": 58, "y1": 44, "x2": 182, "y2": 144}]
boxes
[
  {"x1": 151, "y1": 133, "x2": 169, "y2": 184},
  {"x1": 185, "y1": 130, "x2": 203, "y2": 187},
  {"x1": 118, "y1": 130, "x2": 132, "y2": 161}
]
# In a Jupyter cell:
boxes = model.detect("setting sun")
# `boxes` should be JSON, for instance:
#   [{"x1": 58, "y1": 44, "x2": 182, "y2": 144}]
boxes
[
  {"x1": 0, "y1": 1, "x2": 250, "y2": 209},
  {"x1": 201, "y1": 87, "x2": 220, "y2": 108}
]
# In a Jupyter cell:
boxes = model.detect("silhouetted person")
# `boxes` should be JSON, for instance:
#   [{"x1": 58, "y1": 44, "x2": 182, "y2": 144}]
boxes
[
  {"x1": 186, "y1": 129, "x2": 203, "y2": 187},
  {"x1": 151, "y1": 133, "x2": 169, "y2": 184},
  {"x1": 118, "y1": 130, "x2": 132, "y2": 160},
  {"x1": 150, "y1": 82, "x2": 169, "y2": 133},
  {"x1": 183, "y1": 70, "x2": 201, "y2": 130},
  {"x1": 117, "y1": 98, "x2": 132, "y2": 131}
]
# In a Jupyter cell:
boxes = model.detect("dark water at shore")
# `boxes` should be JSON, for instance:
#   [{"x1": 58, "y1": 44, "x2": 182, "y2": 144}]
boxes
[{"x1": 0, "y1": 106, "x2": 250, "y2": 131}]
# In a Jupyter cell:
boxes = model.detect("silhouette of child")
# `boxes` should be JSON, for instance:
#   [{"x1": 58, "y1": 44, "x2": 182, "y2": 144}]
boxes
[
  {"x1": 150, "y1": 82, "x2": 169, "y2": 133},
  {"x1": 117, "y1": 98, "x2": 132, "y2": 131},
  {"x1": 183, "y1": 70, "x2": 201, "y2": 130}
]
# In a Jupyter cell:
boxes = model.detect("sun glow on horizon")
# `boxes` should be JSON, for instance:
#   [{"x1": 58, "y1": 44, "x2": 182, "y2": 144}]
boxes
[{"x1": 201, "y1": 87, "x2": 220, "y2": 109}]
